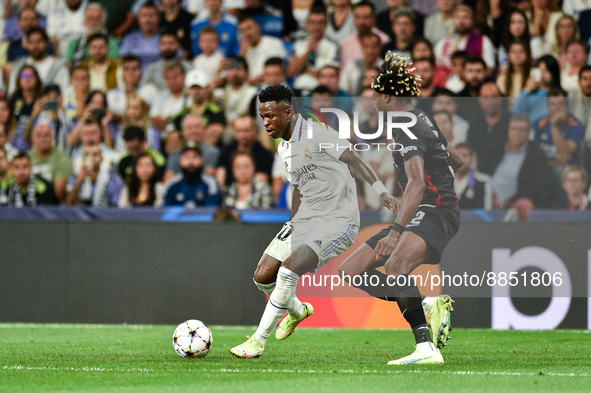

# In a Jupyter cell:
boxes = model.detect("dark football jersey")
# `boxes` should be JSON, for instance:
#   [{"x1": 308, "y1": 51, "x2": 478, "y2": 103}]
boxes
[{"x1": 391, "y1": 108, "x2": 459, "y2": 209}]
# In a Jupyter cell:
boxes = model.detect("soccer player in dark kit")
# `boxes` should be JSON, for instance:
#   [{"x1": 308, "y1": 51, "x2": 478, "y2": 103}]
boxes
[{"x1": 339, "y1": 52, "x2": 465, "y2": 365}]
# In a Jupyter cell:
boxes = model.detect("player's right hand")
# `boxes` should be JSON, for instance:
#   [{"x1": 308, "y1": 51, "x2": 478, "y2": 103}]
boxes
[
  {"x1": 374, "y1": 234, "x2": 398, "y2": 260},
  {"x1": 381, "y1": 193, "x2": 400, "y2": 214}
]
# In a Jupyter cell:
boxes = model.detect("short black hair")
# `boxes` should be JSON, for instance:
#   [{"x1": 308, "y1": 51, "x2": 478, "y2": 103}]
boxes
[
  {"x1": 371, "y1": 52, "x2": 421, "y2": 97},
  {"x1": 580, "y1": 65, "x2": 591, "y2": 79},
  {"x1": 87, "y1": 33, "x2": 108, "y2": 46},
  {"x1": 258, "y1": 84, "x2": 296, "y2": 109},
  {"x1": 27, "y1": 27, "x2": 48, "y2": 42},
  {"x1": 311, "y1": 85, "x2": 332, "y2": 95},
  {"x1": 122, "y1": 55, "x2": 141, "y2": 66},
  {"x1": 463, "y1": 56, "x2": 487, "y2": 69},
  {"x1": 228, "y1": 56, "x2": 248, "y2": 71},
  {"x1": 12, "y1": 152, "x2": 30, "y2": 163},
  {"x1": 264, "y1": 57, "x2": 285, "y2": 69},
  {"x1": 123, "y1": 126, "x2": 146, "y2": 142},
  {"x1": 161, "y1": 28, "x2": 179, "y2": 40},
  {"x1": 353, "y1": 1, "x2": 375, "y2": 13}
]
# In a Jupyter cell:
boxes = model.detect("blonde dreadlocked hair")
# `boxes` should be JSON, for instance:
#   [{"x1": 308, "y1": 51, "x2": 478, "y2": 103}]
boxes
[{"x1": 371, "y1": 51, "x2": 422, "y2": 98}]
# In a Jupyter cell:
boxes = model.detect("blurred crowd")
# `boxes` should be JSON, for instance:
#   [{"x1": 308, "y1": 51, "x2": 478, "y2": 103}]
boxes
[{"x1": 0, "y1": 0, "x2": 590, "y2": 220}]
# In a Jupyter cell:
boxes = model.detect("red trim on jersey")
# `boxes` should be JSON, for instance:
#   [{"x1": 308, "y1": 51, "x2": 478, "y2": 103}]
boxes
[{"x1": 424, "y1": 170, "x2": 444, "y2": 207}]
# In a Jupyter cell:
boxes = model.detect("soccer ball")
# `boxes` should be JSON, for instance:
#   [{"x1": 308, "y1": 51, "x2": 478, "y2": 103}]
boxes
[{"x1": 172, "y1": 320, "x2": 213, "y2": 358}]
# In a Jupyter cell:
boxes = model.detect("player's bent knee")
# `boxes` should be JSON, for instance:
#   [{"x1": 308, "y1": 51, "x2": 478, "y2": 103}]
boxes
[{"x1": 384, "y1": 253, "x2": 414, "y2": 277}]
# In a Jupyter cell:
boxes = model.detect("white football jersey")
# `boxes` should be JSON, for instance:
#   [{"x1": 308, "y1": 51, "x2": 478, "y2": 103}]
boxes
[{"x1": 277, "y1": 115, "x2": 360, "y2": 223}]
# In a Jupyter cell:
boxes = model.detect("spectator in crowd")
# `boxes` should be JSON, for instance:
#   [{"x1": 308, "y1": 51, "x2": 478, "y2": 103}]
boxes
[
  {"x1": 62, "y1": 67, "x2": 90, "y2": 121},
  {"x1": 216, "y1": 115, "x2": 273, "y2": 188},
  {"x1": 213, "y1": 56, "x2": 257, "y2": 136},
  {"x1": 66, "y1": 3, "x2": 119, "y2": 68},
  {"x1": 456, "y1": 56, "x2": 488, "y2": 123},
  {"x1": 513, "y1": 54, "x2": 562, "y2": 123},
  {"x1": 497, "y1": 9, "x2": 543, "y2": 72},
  {"x1": 376, "y1": 0, "x2": 424, "y2": 41},
  {"x1": 67, "y1": 90, "x2": 114, "y2": 149},
  {"x1": 150, "y1": 62, "x2": 189, "y2": 153},
  {"x1": 6, "y1": 6, "x2": 54, "y2": 63},
  {"x1": 434, "y1": 5, "x2": 495, "y2": 78},
  {"x1": 473, "y1": 0, "x2": 512, "y2": 48},
  {"x1": 46, "y1": 0, "x2": 86, "y2": 58},
  {"x1": 119, "y1": 153, "x2": 165, "y2": 207},
  {"x1": 70, "y1": 118, "x2": 119, "y2": 176},
  {"x1": 533, "y1": 88, "x2": 585, "y2": 205},
  {"x1": 0, "y1": 99, "x2": 19, "y2": 159},
  {"x1": 291, "y1": 0, "x2": 315, "y2": 40},
  {"x1": 0, "y1": 153, "x2": 58, "y2": 206},
  {"x1": 3, "y1": 0, "x2": 47, "y2": 44},
  {"x1": 468, "y1": 82, "x2": 512, "y2": 171},
  {"x1": 570, "y1": 65, "x2": 591, "y2": 177},
  {"x1": 380, "y1": 7, "x2": 416, "y2": 59},
  {"x1": 481, "y1": 114, "x2": 549, "y2": 221},
  {"x1": 496, "y1": 40, "x2": 532, "y2": 99},
  {"x1": 223, "y1": 151, "x2": 273, "y2": 209},
  {"x1": 414, "y1": 57, "x2": 445, "y2": 115},
  {"x1": 191, "y1": 0, "x2": 239, "y2": 57},
  {"x1": 442, "y1": 50, "x2": 467, "y2": 93},
  {"x1": 238, "y1": 16, "x2": 286, "y2": 85},
  {"x1": 143, "y1": 29, "x2": 192, "y2": 91},
  {"x1": 340, "y1": 33, "x2": 382, "y2": 96},
  {"x1": 27, "y1": 84, "x2": 71, "y2": 151},
  {"x1": 66, "y1": 143, "x2": 121, "y2": 206},
  {"x1": 9, "y1": 64, "x2": 44, "y2": 152},
  {"x1": 112, "y1": 94, "x2": 160, "y2": 153},
  {"x1": 0, "y1": 149, "x2": 9, "y2": 183},
  {"x1": 118, "y1": 126, "x2": 166, "y2": 183},
  {"x1": 192, "y1": 26, "x2": 225, "y2": 85},
  {"x1": 120, "y1": 3, "x2": 163, "y2": 71},
  {"x1": 241, "y1": 0, "x2": 297, "y2": 39},
  {"x1": 8, "y1": 28, "x2": 70, "y2": 97},
  {"x1": 555, "y1": 165, "x2": 590, "y2": 210},
  {"x1": 432, "y1": 109, "x2": 455, "y2": 144},
  {"x1": 305, "y1": 64, "x2": 353, "y2": 114},
  {"x1": 325, "y1": 0, "x2": 356, "y2": 44},
  {"x1": 106, "y1": 56, "x2": 157, "y2": 118},
  {"x1": 424, "y1": 0, "x2": 456, "y2": 45},
  {"x1": 160, "y1": 0, "x2": 194, "y2": 57},
  {"x1": 561, "y1": 40, "x2": 589, "y2": 97},
  {"x1": 453, "y1": 141, "x2": 492, "y2": 210},
  {"x1": 163, "y1": 114, "x2": 220, "y2": 183},
  {"x1": 28, "y1": 123, "x2": 73, "y2": 202},
  {"x1": 79, "y1": 33, "x2": 121, "y2": 93},
  {"x1": 163, "y1": 144, "x2": 221, "y2": 207},
  {"x1": 411, "y1": 36, "x2": 436, "y2": 60},
  {"x1": 340, "y1": 1, "x2": 390, "y2": 70},
  {"x1": 531, "y1": 0, "x2": 563, "y2": 52},
  {"x1": 171, "y1": 69, "x2": 226, "y2": 147},
  {"x1": 288, "y1": 7, "x2": 339, "y2": 94},
  {"x1": 548, "y1": 14, "x2": 579, "y2": 68},
  {"x1": 432, "y1": 90, "x2": 469, "y2": 145}
]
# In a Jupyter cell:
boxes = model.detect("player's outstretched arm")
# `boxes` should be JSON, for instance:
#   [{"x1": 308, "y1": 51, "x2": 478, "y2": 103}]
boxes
[
  {"x1": 446, "y1": 143, "x2": 464, "y2": 172},
  {"x1": 374, "y1": 155, "x2": 426, "y2": 258},
  {"x1": 338, "y1": 149, "x2": 400, "y2": 213}
]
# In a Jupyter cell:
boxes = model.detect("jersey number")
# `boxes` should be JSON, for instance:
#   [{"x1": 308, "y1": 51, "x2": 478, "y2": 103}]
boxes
[
  {"x1": 277, "y1": 223, "x2": 294, "y2": 241},
  {"x1": 407, "y1": 211, "x2": 425, "y2": 227}
]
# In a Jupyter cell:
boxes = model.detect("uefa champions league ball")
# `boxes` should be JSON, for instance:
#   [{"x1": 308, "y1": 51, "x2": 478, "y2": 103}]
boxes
[{"x1": 172, "y1": 320, "x2": 213, "y2": 358}]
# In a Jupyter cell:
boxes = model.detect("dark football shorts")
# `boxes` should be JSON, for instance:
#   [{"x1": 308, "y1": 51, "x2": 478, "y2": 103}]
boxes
[{"x1": 365, "y1": 205, "x2": 460, "y2": 265}]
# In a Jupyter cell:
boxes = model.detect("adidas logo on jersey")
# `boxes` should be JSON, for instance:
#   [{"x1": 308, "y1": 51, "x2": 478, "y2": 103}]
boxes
[{"x1": 313, "y1": 240, "x2": 322, "y2": 247}]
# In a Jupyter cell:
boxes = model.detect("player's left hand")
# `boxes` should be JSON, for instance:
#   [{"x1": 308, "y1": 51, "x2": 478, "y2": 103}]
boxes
[{"x1": 380, "y1": 193, "x2": 400, "y2": 213}]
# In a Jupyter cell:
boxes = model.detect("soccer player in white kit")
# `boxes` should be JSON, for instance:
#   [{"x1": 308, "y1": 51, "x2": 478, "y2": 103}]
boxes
[{"x1": 231, "y1": 84, "x2": 400, "y2": 358}]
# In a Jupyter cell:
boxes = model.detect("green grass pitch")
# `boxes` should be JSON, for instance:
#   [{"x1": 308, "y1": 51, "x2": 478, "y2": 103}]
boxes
[{"x1": 1, "y1": 323, "x2": 590, "y2": 392}]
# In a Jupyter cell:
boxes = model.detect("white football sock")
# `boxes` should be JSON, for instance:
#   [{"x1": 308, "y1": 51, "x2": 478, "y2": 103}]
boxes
[
  {"x1": 416, "y1": 341, "x2": 437, "y2": 355},
  {"x1": 254, "y1": 279, "x2": 276, "y2": 297},
  {"x1": 253, "y1": 267, "x2": 299, "y2": 346},
  {"x1": 422, "y1": 296, "x2": 436, "y2": 315}
]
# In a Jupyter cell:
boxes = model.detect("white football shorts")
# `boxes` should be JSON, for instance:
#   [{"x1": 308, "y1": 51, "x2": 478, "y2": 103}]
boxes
[{"x1": 264, "y1": 216, "x2": 359, "y2": 273}]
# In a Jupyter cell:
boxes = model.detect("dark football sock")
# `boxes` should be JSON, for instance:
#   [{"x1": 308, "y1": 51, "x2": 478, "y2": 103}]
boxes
[{"x1": 392, "y1": 274, "x2": 432, "y2": 344}]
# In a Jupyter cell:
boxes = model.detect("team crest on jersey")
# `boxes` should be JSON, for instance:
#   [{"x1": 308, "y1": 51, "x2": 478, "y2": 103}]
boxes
[
  {"x1": 304, "y1": 148, "x2": 313, "y2": 161},
  {"x1": 221, "y1": 32, "x2": 229, "y2": 42}
]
